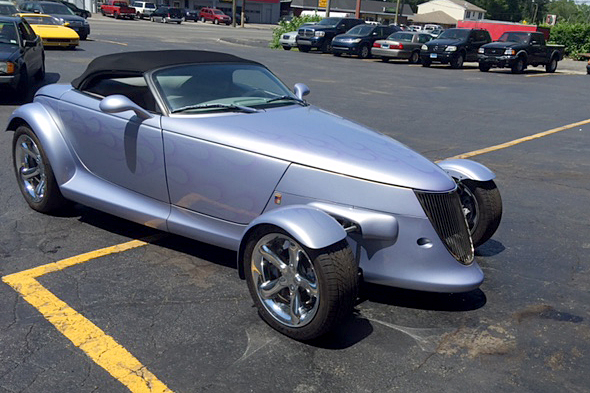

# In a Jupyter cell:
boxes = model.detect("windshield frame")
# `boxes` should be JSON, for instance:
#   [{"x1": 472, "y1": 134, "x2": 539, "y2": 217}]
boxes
[
  {"x1": 438, "y1": 28, "x2": 470, "y2": 40},
  {"x1": 148, "y1": 63, "x2": 300, "y2": 116}
]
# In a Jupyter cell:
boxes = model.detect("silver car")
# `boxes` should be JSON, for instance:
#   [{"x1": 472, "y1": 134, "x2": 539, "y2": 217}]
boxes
[
  {"x1": 373, "y1": 31, "x2": 433, "y2": 63},
  {"x1": 7, "y1": 50, "x2": 502, "y2": 340}
]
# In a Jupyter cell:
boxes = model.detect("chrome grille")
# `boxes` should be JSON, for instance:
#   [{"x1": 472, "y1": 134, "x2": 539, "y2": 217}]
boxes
[
  {"x1": 415, "y1": 189, "x2": 474, "y2": 264},
  {"x1": 298, "y1": 28, "x2": 314, "y2": 38}
]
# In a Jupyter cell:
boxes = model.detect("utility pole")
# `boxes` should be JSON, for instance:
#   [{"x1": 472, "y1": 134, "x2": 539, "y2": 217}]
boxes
[
  {"x1": 232, "y1": 0, "x2": 236, "y2": 27},
  {"x1": 326, "y1": 0, "x2": 331, "y2": 17},
  {"x1": 355, "y1": 0, "x2": 361, "y2": 18},
  {"x1": 241, "y1": 0, "x2": 246, "y2": 27},
  {"x1": 394, "y1": 0, "x2": 401, "y2": 24}
]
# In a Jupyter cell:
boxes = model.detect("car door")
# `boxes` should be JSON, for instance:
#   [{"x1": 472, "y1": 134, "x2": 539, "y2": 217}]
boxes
[
  {"x1": 529, "y1": 33, "x2": 546, "y2": 64},
  {"x1": 16, "y1": 20, "x2": 42, "y2": 77},
  {"x1": 56, "y1": 78, "x2": 169, "y2": 203}
]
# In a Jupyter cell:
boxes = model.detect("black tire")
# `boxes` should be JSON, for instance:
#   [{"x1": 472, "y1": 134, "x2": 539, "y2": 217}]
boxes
[
  {"x1": 200, "y1": 16, "x2": 205, "y2": 22},
  {"x1": 79, "y1": 33, "x2": 87, "y2": 40},
  {"x1": 511, "y1": 57, "x2": 525, "y2": 74},
  {"x1": 214, "y1": 19, "x2": 219, "y2": 25},
  {"x1": 244, "y1": 226, "x2": 358, "y2": 341},
  {"x1": 359, "y1": 44, "x2": 370, "y2": 59},
  {"x1": 150, "y1": 17, "x2": 154, "y2": 22},
  {"x1": 422, "y1": 59, "x2": 431, "y2": 67},
  {"x1": 408, "y1": 51, "x2": 420, "y2": 64},
  {"x1": 282, "y1": 46, "x2": 291, "y2": 50},
  {"x1": 177, "y1": 21, "x2": 181, "y2": 24},
  {"x1": 450, "y1": 53, "x2": 464, "y2": 69},
  {"x1": 114, "y1": 12, "x2": 119, "y2": 19},
  {"x1": 101, "y1": 9, "x2": 105, "y2": 16},
  {"x1": 546, "y1": 57, "x2": 558, "y2": 73},
  {"x1": 479, "y1": 62, "x2": 491, "y2": 72},
  {"x1": 457, "y1": 180, "x2": 502, "y2": 248},
  {"x1": 321, "y1": 40, "x2": 333, "y2": 54},
  {"x1": 333, "y1": 52, "x2": 341, "y2": 57},
  {"x1": 381, "y1": 57, "x2": 389, "y2": 62},
  {"x1": 298, "y1": 45, "x2": 310, "y2": 53},
  {"x1": 12, "y1": 125, "x2": 69, "y2": 213}
]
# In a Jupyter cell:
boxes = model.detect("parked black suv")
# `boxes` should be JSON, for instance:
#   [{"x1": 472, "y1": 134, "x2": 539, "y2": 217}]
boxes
[
  {"x1": 478, "y1": 31, "x2": 564, "y2": 74},
  {"x1": 332, "y1": 24, "x2": 400, "y2": 59},
  {"x1": 420, "y1": 28, "x2": 491, "y2": 68},
  {"x1": 296, "y1": 17, "x2": 364, "y2": 53}
]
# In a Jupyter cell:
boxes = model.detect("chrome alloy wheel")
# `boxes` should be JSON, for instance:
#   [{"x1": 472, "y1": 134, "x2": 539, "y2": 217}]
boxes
[
  {"x1": 250, "y1": 233, "x2": 320, "y2": 328},
  {"x1": 14, "y1": 134, "x2": 47, "y2": 203},
  {"x1": 458, "y1": 182, "x2": 479, "y2": 233}
]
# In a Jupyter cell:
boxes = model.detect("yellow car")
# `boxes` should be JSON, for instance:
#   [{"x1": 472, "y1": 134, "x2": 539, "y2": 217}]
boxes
[{"x1": 17, "y1": 13, "x2": 79, "y2": 49}]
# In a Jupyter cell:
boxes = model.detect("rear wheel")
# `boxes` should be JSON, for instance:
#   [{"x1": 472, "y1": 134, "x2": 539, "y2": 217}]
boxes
[
  {"x1": 200, "y1": 16, "x2": 205, "y2": 22},
  {"x1": 546, "y1": 57, "x2": 558, "y2": 73},
  {"x1": 408, "y1": 51, "x2": 420, "y2": 64},
  {"x1": 298, "y1": 45, "x2": 310, "y2": 52},
  {"x1": 381, "y1": 57, "x2": 389, "y2": 62},
  {"x1": 244, "y1": 226, "x2": 358, "y2": 341},
  {"x1": 282, "y1": 46, "x2": 291, "y2": 50},
  {"x1": 12, "y1": 126, "x2": 69, "y2": 213},
  {"x1": 457, "y1": 180, "x2": 502, "y2": 248},
  {"x1": 422, "y1": 59, "x2": 431, "y2": 67},
  {"x1": 114, "y1": 11, "x2": 119, "y2": 19}
]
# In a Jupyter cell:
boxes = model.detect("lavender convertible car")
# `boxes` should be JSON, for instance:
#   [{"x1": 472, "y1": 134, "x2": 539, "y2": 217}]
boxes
[{"x1": 7, "y1": 50, "x2": 502, "y2": 340}]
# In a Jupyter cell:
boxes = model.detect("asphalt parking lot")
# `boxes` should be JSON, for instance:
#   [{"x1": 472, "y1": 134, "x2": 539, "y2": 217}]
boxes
[{"x1": 1, "y1": 15, "x2": 589, "y2": 392}]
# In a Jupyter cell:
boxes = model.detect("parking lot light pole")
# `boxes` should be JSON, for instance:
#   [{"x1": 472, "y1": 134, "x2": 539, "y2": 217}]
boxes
[
  {"x1": 326, "y1": 0, "x2": 331, "y2": 17},
  {"x1": 241, "y1": 0, "x2": 246, "y2": 27},
  {"x1": 355, "y1": 0, "x2": 361, "y2": 18},
  {"x1": 232, "y1": 0, "x2": 236, "y2": 27}
]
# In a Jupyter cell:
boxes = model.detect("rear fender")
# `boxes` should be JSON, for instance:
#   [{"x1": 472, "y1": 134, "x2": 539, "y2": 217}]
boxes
[
  {"x1": 6, "y1": 103, "x2": 76, "y2": 185},
  {"x1": 437, "y1": 158, "x2": 495, "y2": 182},
  {"x1": 237, "y1": 205, "x2": 346, "y2": 279}
]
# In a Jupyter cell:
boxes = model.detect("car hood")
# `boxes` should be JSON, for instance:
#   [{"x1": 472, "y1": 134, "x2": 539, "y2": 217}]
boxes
[
  {"x1": 427, "y1": 38, "x2": 463, "y2": 46},
  {"x1": 483, "y1": 41, "x2": 524, "y2": 49},
  {"x1": 31, "y1": 25, "x2": 79, "y2": 39},
  {"x1": 0, "y1": 43, "x2": 19, "y2": 59},
  {"x1": 161, "y1": 105, "x2": 455, "y2": 191}
]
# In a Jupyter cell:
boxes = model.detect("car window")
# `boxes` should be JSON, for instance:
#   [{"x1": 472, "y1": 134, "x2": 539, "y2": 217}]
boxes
[
  {"x1": 42, "y1": 3, "x2": 75, "y2": 15},
  {"x1": 152, "y1": 64, "x2": 296, "y2": 113},
  {"x1": 418, "y1": 34, "x2": 431, "y2": 43},
  {"x1": 347, "y1": 25, "x2": 374, "y2": 36},
  {"x1": 84, "y1": 76, "x2": 158, "y2": 113},
  {"x1": 0, "y1": 4, "x2": 18, "y2": 15},
  {"x1": 438, "y1": 29, "x2": 469, "y2": 40},
  {"x1": 0, "y1": 21, "x2": 18, "y2": 44},
  {"x1": 389, "y1": 32, "x2": 413, "y2": 42},
  {"x1": 23, "y1": 15, "x2": 61, "y2": 25},
  {"x1": 18, "y1": 20, "x2": 36, "y2": 41}
]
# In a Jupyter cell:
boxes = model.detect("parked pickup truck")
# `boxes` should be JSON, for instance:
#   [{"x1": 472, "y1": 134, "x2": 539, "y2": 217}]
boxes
[
  {"x1": 478, "y1": 31, "x2": 564, "y2": 74},
  {"x1": 296, "y1": 17, "x2": 364, "y2": 53},
  {"x1": 101, "y1": 0, "x2": 136, "y2": 19}
]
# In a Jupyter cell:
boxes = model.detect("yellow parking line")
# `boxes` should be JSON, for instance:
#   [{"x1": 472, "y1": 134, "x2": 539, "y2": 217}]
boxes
[
  {"x1": 445, "y1": 118, "x2": 590, "y2": 159},
  {"x1": 2, "y1": 236, "x2": 172, "y2": 393}
]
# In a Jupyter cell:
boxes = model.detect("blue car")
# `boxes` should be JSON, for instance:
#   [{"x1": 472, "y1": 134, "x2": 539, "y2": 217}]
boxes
[{"x1": 7, "y1": 50, "x2": 502, "y2": 340}]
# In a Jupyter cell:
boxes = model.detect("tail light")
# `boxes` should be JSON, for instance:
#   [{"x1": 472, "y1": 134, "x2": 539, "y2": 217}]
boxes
[
  {"x1": 373, "y1": 42, "x2": 381, "y2": 48},
  {"x1": 390, "y1": 42, "x2": 404, "y2": 49}
]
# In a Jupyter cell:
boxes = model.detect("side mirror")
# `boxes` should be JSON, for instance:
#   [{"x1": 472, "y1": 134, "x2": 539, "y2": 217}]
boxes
[
  {"x1": 99, "y1": 95, "x2": 153, "y2": 119},
  {"x1": 24, "y1": 40, "x2": 36, "y2": 47},
  {"x1": 293, "y1": 83, "x2": 310, "y2": 100}
]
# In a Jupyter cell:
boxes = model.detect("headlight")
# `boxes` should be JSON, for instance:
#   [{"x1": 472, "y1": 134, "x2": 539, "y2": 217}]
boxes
[
  {"x1": 504, "y1": 48, "x2": 516, "y2": 55},
  {"x1": 421, "y1": 44, "x2": 428, "y2": 50},
  {"x1": 478, "y1": 47, "x2": 484, "y2": 54},
  {"x1": 445, "y1": 46, "x2": 457, "y2": 52},
  {"x1": 83, "y1": 19, "x2": 89, "y2": 25},
  {"x1": 0, "y1": 61, "x2": 15, "y2": 74},
  {"x1": 350, "y1": 38, "x2": 361, "y2": 43},
  {"x1": 315, "y1": 31, "x2": 325, "y2": 37}
]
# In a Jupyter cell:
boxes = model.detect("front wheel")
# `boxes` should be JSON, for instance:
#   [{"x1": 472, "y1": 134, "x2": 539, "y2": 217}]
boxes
[
  {"x1": 244, "y1": 226, "x2": 358, "y2": 341},
  {"x1": 359, "y1": 44, "x2": 370, "y2": 59},
  {"x1": 479, "y1": 62, "x2": 490, "y2": 72},
  {"x1": 457, "y1": 180, "x2": 502, "y2": 248},
  {"x1": 546, "y1": 57, "x2": 558, "y2": 73},
  {"x1": 214, "y1": 19, "x2": 219, "y2": 25},
  {"x1": 450, "y1": 53, "x2": 464, "y2": 69},
  {"x1": 298, "y1": 45, "x2": 310, "y2": 53},
  {"x1": 282, "y1": 46, "x2": 291, "y2": 50},
  {"x1": 12, "y1": 126, "x2": 69, "y2": 213},
  {"x1": 511, "y1": 58, "x2": 525, "y2": 74},
  {"x1": 422, "y1": 59, "x2": 431, "y2": 67},
  {"x1": 408, "y1": 51, "x2": 420, "y2": 64}
]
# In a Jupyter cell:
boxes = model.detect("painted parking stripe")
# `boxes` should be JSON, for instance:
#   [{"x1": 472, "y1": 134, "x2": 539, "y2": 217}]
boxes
[
  {"x1": 445, "y1": 118, "x2": 590, "y2": 160},
  {"x1": 2, "y1": 237, "x2": 172, "y2": 393}
]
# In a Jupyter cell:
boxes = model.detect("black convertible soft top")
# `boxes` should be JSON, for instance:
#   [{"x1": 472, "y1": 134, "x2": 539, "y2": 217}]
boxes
[{"x1": 71, "y1": 50, "x2": 263, "y2": 90}]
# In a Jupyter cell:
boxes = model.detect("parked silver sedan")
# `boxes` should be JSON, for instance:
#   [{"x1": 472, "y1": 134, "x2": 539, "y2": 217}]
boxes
[
  {"x1": 7, "y1": 50, "x2": 502, "y2": 341},
  {"x1": 373, "y1": 31, "x2": 433, "y2": 63}
]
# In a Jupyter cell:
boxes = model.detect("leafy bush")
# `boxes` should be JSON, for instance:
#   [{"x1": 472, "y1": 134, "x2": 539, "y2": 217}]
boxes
[
  {"x1": 549, "y1": 22, "x2": 590, "y2": 58},
  {"x1": 270, "y1": 15, "x2": 323, "y2": 50}
]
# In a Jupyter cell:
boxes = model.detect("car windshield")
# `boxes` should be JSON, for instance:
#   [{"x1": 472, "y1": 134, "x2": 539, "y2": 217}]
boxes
[
  {"x1": 438, "y1": 29, "x2": 470, "y2": 40},
  {"x1": 317, "y1": 17, "x2": 340, "y2": 26},
  {"x1": 152, "y1": 64, "x2": 300, "y2": 114},
  {"x1": 0, "y1": 21, "x2": 18, "y2": 44},
  {"x1": 114, "y1": 2, "x2": 128, "y2": 6},
  {"x1": 0, "y1": 4, "x2": 18, "y2": 15},
  {"x1": 213, "y1": 10, "x2": 223, "y2": 14},
  {"x1": 498, "y1": 32, "x2": 529, "y2": 43},
  {"x1": 145, "y1": 3, "x2": 155, "y2": 8},
  {"x1": 346, "y1": 25, "x2": 374, "y2": 36},
  {"x1": 388, "y1": 32, "x2": 414, "y2": 41},
  {"x1": 42, "y1": 3, "x2": 75, "y2": 15},
  {"x1": 23, "y1": 15, "x2": 61, "y2": 25}
]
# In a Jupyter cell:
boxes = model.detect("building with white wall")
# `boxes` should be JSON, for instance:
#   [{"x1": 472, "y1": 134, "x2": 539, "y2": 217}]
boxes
[{"x1": 417, "y1": 0, "x2": 485, "y2": 22}]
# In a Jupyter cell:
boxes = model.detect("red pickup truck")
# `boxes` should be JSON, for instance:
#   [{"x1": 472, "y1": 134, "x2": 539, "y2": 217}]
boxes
[{"x1": 101, "y1": 0, "x2": 136, "y2": 19}]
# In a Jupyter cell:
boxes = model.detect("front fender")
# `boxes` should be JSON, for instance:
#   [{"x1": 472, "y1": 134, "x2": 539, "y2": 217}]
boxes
[
  {"x1": 6, "y1": 102, "x2": 76, "y2": 186},
  {"x1": 237, "y1": 205, "x2": 346, "y2": 279},
  {"x1": 437, "y1": 159, "x2": 495, "y2": 182}
]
